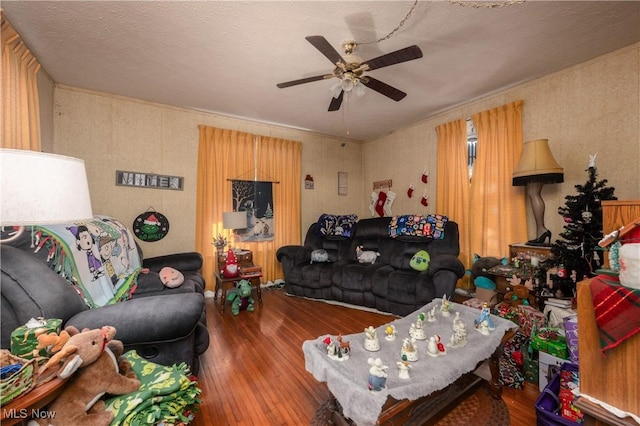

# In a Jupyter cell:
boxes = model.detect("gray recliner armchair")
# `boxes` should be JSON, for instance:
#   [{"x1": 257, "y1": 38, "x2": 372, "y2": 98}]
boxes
[{"x1": 1, "y1": 243, "x2": 210, "y2": 375}]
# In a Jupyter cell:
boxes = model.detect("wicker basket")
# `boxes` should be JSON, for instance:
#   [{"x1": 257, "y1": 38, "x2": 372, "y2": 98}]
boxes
[{"x1": 0, "y1": 349, "x2": 38, "y2": 405}]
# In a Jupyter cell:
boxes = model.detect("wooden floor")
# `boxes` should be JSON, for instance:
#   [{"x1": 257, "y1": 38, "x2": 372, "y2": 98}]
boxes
[{"x1": 191, "y1": 288, "x2": 539, "y2": 425}]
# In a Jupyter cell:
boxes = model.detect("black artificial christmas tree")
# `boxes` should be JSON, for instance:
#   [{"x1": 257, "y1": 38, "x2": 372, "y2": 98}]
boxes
[{"x1": 551, "y1": 157, "x2": 616, "y2": 282}]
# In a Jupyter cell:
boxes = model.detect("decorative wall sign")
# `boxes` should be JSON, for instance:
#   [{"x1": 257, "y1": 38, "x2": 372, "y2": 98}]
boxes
[
  {"x1": 132, "y1": 210, "x2": 170, "y2": 241},
  {"x1": 116, "y1": 170, "x2": 183, "y2": 191},
  {"x1": 231, "y1": 179, "x2": 274, "y2": 242},
  {"x1": 338, "y1": 172, "x2": 348, "y2": 196}
]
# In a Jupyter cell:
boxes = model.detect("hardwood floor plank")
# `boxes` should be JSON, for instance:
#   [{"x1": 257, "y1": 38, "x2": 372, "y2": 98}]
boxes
[{"x1": 191, "y1": 288, "x2": 539, "y2": 425}]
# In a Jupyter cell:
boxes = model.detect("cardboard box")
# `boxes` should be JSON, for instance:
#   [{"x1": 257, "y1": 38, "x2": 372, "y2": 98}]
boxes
[{"x1": 539, "y1": 350, "x2": 568, "y2": 391}]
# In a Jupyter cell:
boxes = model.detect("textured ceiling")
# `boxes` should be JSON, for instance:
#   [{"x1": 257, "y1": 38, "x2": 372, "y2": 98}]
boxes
[{"x1": 3, "y1": 1, "x2": 639, "y2": 141}]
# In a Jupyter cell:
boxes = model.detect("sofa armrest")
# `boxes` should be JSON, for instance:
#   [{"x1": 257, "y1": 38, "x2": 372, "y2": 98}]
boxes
[
  {"x1": 143, "y1": 252, "x2": 203, "y2": 273},
  {"x1": 427, "y1": 254, "x2": 466, "y2": 278},
  {"x1": 276, "y1": 245, "x2": 312, "y2": 264},
  {"x1": 66, "y1": 293, "x2": 205, "y2": 344}
]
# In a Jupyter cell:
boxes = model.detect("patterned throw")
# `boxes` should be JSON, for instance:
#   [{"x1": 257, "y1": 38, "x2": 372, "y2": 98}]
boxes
[
  {"x1": 105, "y1": 351, "x2": 201, "y2": 426},
  {"x1": 388, "y1": 214, "x2": 448, "y2": 239},
  {"x1": 316, "y1": 214, "x2": 358, "y2": 238},
  {"x1": 590, "y1": 274, "x2": 640, "y2": 353},
  {"x1": 32, "y1": 216, "x2": 141, "y2": 307}
]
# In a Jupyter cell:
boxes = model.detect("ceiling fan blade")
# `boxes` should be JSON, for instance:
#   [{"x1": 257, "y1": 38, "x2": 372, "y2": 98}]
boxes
[
  {"x1": 305, "y1": 35, "x2": 345, "y2": 66},
  {"x1": 328, "y1": 90, "x2": 344, "y2": 111},
  {"x1": 361, "y1": 45, "x2": 423, "y2": 71},
  {"x1": 277, "y1": 74, "x2": 334, "y2": 88},
  {"x1": 362, "y1": 77, "x2": 407, "y2": 101}
]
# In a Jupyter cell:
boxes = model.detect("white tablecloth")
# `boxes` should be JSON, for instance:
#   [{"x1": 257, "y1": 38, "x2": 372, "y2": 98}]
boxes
[{"x1": 302, "y1": 298, "x2": 517, "y2": 426}]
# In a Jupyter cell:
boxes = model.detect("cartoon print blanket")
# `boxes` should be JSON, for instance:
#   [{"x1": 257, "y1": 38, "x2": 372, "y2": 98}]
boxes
[{"x1": 33, "y1": 216, "x2": 141, "y2": 308}]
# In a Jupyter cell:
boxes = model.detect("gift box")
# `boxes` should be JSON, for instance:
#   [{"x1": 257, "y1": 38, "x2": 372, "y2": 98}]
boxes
[
  {"x1": 563, "y1": 315, "x2": 579, "y2": 363},
  {"x1": 518, "y1": 305, "x2": 547, "y2": 337},
  {"x1": 532, "y1": 328, "x2": 568, "y2": 359},
  {"x1": 10, "y1": 317, "x2": 62, "y2": 359},
  {"x1": 559, "y1": 366, "x2": 583, "y2": 422}
]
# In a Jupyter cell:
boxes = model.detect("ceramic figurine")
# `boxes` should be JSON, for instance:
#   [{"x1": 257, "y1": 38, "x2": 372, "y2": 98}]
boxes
[
  {"x1": 323, "y1": 335, "x2": 349, "y2": 361},
  {"x1": 427, "y1": 335, "x2": 446, "y2": 356},
  {"x1": 474, "y1": 302, "x2": 495, "y2": 331},
  {"x1": 397, "y1": 356, "x2": 411, "y2": 379},
  {"x1": 449, "y1": 319, "x2": 468, "y2": 348},
  {"x1": 401, "y1": 337, "x2": 419, "y2": 362},
  {"x1": 367, "y1": 358, "x2": 388, "y2": 392},
  {"x1": 384, "y1": 325, "x2": 397, "y2": 341},
  {"x1": 440, "y1": 295, "x2": 452, "y2": 317},
  {"x1": 476, "y1": 320, "x2": 491, "y2": 336},
  {"x1": 409, "y1": 313, "x2": 427, "y2": 340},
  {"x1": 364, "y1": 326, "x2": 380, "y2": 352},
  {"x1": 427, "y1": 308, "x2": 437, "y2": 322}
]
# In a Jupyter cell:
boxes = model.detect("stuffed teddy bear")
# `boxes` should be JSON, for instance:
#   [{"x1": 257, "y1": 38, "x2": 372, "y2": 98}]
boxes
[
  {"x1": 503, "y1": 283, "x2": 533, "y2": 307},
  {"x1": 31, "y1": 326, "x2": 141, "y2": 426},
  {"x1": 226, "y1": 279, "x2": 255, "y2": 315}
]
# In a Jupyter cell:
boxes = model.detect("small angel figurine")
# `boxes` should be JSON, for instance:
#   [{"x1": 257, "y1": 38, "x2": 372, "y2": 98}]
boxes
[
  {"x1": 364, "y1": 326, "x2": 380, "y2": 352},
  {"x1": 588, "y1": 152, "x2": 597, "y2": 168},
  {"x1": 440, "y1": 295, "x2": 452, "y2": 317}
]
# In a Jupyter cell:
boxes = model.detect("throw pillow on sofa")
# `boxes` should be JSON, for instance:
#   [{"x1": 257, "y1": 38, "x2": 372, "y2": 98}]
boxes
[
  {"x1": 410, "y1": 250, "x2": 430, "y2": 271},
  {"x1": 317, "y1": 214, "x2": 358, "y2": 238}
]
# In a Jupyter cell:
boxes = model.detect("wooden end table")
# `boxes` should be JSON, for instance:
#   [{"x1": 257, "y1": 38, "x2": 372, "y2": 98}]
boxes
[
  {"x1": 0, "y1": 377, "x2": 67, "y2": 425},
  {"x1": 214, "y1": 250, "x2": 263, "y2": 313}
]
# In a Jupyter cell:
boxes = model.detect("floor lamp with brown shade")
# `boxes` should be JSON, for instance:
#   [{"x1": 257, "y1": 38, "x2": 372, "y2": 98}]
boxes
[{"x1": 513, "y1": 139, "x2": 564, "y2": 246}]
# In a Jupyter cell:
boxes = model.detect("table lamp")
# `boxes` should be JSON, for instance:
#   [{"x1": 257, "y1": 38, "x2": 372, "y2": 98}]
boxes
[
  {"x1": 222, "y1": 211, "x2": 248, "y2": 250},
  {"x1": 0, "y1": 149, "x2": 93, "y2": 242},
  {"x1": 512, "y1": 139, "x2": 564, "y2": 246}
]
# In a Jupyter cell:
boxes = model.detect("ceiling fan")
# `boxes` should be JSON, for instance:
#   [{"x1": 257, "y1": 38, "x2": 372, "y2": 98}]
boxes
[{"x1": 276, "y1": 36, "x2": 423, "y2": 111}]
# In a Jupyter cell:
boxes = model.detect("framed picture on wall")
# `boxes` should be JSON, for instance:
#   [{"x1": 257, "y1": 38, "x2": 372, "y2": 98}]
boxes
[{"x1": 338, "y1": 172, "x2": 347, "y2": 196}]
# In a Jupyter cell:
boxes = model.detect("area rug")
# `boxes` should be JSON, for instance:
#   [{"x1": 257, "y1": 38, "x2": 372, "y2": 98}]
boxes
[
  {"x1": 311, "y1": 386, "x2": 509, "y2": 426},
  {"x1": 430, "y1": 387, "x2": 510, "y2": 426}
]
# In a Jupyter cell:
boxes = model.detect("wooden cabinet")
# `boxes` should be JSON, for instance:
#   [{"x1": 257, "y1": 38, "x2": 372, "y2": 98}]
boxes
[
  {"x1": 509, "y1": 243, "x2": 553, "y2": 262},
  {"x1": 577, "y1": 279, "x2": 639, "y2": 420}
]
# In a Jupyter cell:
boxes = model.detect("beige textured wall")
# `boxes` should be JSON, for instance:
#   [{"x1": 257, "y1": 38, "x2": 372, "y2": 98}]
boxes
[
  {"x1": 52, "y1": 88, "x2": 362, "y2": 257},
  {"x1": 363, "y1": 43, "x2": 640, "y2": 251}
]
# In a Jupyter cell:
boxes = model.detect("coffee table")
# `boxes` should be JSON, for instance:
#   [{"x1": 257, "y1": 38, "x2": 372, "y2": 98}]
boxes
[{"x1": 303, "y1": 299, "x2": 517, "y2": 426}]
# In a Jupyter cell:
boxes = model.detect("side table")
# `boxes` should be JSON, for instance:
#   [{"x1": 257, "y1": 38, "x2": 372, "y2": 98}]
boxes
[
  {"x1": 214, "y1": 250, "x2": 263, "y2": 313},
  {"x1": 0, "y1": 377, "x2": 67, "y2": 425}
]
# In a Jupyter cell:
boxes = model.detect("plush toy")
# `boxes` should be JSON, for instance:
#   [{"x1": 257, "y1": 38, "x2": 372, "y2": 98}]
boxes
[
  {"x1": 31, "y1": 326, "x2": 141, "y2": 426},
  {"x1": 503, "y1": 284, "x2": 533, "y2": 307},
  {"x1": 356, "y1": 246, "x2": 380, "y2": 264},
  {"x1": 226, "y1": 279, "x2": 255, "y2": 315},
  {"x1": 222, "y1": 249, "x2": 239, "y2": 278},
  {"x1": 159, "y1": 266, "x2": 184, "y2": 288},
  {"x1": 470, "y1": 253, "x2": 507, "y2": 282}
]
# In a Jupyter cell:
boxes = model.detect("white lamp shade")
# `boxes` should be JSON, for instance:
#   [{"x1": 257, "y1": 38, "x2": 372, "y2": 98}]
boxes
[
  {"x1": 222, "y1": 211, "x2": 247, "y2": 230},
  {"x1": 1, "y1": 149, "x2": 93, "y2": 225}
]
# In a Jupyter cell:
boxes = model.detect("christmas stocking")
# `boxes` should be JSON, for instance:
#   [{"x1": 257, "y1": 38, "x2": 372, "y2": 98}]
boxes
[
  {"x1": 422, "y1": 169, "x2": 429, "y2": 184},
  {"x1": 421, "y1": 193, "x2": 429, "y2": 207},
  {"x1": 369, "y1": 192, "x2": 378, "y2": 217},
  {"x1": 384, "y1": 190, "x2": 396, "y2": 216},
  {"x1": 407, "y1": 184, "x2": 414, "y2": 198},
  {"x1": 375, "y1": 191, "x2": 387, "y2": 217}
]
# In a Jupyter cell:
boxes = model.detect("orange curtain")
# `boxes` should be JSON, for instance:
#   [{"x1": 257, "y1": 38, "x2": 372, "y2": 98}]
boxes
[
  {"x1": 470, "y1": 100, "x2": 527, "y2": 257},
  {"x1": 195, "y1": 126, "x2": 301, "y2": 290},
  {"x1": 1, "y1": 11, "x2": 41, "y2": 150},
  {"x1": 436, "y1": 118, "x2": 471, "y2": 271}
]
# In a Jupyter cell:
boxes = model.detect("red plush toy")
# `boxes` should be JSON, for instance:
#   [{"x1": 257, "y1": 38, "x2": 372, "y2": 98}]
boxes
[{"x1": 222, "y1": 249, "x2": 239, "y2": 278}]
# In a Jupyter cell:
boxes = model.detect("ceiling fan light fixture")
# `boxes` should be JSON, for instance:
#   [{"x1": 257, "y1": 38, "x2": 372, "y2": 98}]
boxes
[
  {"x1": 340, "y1": 73, "x2": 356, "y2": 92},
  {"x1": 330, "y1": 82, "x2": 342, "y2": 98},
  {"x1": 354, "y1": 80, "x2": 366, "y2": 97}
]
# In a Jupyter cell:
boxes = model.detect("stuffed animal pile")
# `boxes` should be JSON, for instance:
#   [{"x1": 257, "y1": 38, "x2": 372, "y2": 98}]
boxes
[{"x1": 31, "y1": 326, "x2": 140, "y2": 426}]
